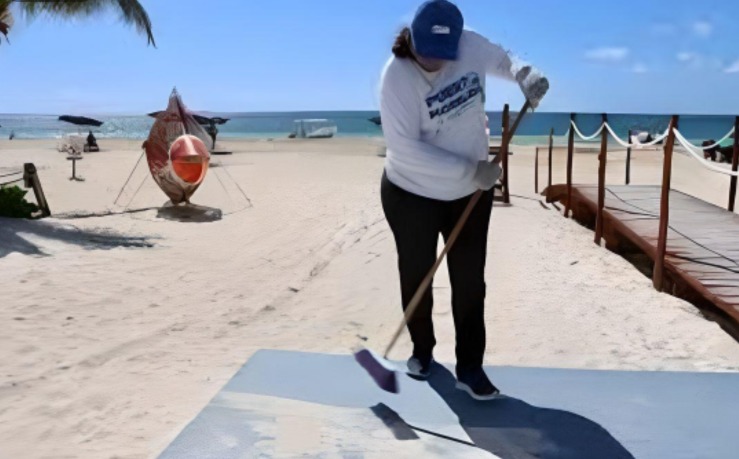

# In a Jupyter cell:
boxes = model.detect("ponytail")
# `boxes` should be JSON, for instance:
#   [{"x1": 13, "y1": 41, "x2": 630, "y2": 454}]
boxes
[{"x1": 392, "y1": 27, "x2": 413, "y2": 59}]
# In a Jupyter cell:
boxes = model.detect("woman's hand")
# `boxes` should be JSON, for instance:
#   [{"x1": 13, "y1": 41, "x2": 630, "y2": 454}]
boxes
[
  {"x1": 472, "y1": 160, "x2": 502, "y2": 190},
  {"x1": 516, "y1": 66, "x2": 549, "y2": 109}
]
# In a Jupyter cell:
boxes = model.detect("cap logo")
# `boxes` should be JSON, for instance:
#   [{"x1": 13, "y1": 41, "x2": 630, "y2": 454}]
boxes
[{"x1": 431, "y1": 25, "x2": 451, "y2": 34}]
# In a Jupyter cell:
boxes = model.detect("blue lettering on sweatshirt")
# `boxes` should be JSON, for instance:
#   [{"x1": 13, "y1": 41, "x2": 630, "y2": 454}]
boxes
[{"x1": 426, "y1": 72, "x2": 483, "y2": 120}]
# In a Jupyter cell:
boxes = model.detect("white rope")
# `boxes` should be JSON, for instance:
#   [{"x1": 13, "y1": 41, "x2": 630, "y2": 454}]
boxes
[
  {"x1": 673, "y1": 128, "x2": 739, "y2": 177},
  {"x1": 603, "y1": 123, "x2": 670, "y2": 148},
  {"x1": 674, "y1": 127, "x2": 735, "y2": 151},
  {"x1": 570, "y1": 120, "x2": 604, "y2": 141}
]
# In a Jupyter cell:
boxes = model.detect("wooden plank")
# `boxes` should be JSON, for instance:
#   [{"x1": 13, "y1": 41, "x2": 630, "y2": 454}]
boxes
[
  {"x1": 547, "y1": 181, "x2": 739, "y2": 330},
  {"x1": 23, "y1": 163, "x2": 51, "y2": 217},
  {"x1": 501, "y1": 104, "x2": 510, "y2": 204},
  {"x1": 595, "y1": 114, "x2": 608, "y2": 245},
  {"x1": 548, "y1": 128, "x2": 554, "y2": 190},
  {"x1": 729, "y1": 115, "x2": 738, "y2": 211},
  {"x1": 565, "y1": 113, "x2": 575, "y2": 217}
]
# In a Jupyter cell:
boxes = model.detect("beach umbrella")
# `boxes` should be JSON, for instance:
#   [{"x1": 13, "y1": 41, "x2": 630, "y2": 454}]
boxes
[
  {"x1": 58, "y1": 115, "x2": 103, "y2": 127},
  {"x1": 368, "y1": 116, "x2": 382, "y2": 126},
  {"x1": 148, "y1": 111, "x2": 211, "y2": 126},
  {"x1": 148, "y1": 112, "x2": 228, "y2": 126},
  {"x1": 209, "y1": 117, "x2": 230, "y2": 125},
  {"x1": 148, "y1": 111, "x2": 229, "y2": 149}
]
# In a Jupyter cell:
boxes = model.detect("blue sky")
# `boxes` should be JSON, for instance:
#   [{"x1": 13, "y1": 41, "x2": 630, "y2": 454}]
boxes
[{"x1": 2, "y1": 0, "x2": 738, "y2": 114}]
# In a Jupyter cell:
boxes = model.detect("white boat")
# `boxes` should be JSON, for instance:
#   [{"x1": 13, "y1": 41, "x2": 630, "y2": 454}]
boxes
[{"x1": 291, "y1": 119, "x2": 337, "y2": 139}]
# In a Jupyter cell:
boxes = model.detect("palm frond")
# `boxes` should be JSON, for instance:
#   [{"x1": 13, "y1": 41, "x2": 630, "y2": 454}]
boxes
[
  {"x1": 0, "y1": 1, "x2": 12, "y2": 44},
  {"x1": 18, "y1": 0, "x2": 156, "y2": 47},
  {"x1": 114, "y1": 0, "x2": 156, "y2": 47}
]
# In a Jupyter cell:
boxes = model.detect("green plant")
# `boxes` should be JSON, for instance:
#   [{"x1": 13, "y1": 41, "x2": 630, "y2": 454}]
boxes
[
  {"x1": 0, "y1": 185, "x2": 40, "y2": 218},
  {"x1": 0, "y1": 0, "x2": 156, "y2": 46}
]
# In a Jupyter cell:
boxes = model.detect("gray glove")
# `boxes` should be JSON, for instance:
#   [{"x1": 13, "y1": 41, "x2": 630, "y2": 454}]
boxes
[
  {"x1": 516, "y1": 66, "x2": 549, "y2": 110},
  {"x1": 472, "y1": 160, "x2": 502, "y2": 191}
]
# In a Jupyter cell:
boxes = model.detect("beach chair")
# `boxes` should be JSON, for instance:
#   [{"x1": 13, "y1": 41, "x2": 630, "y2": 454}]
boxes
[
  {"x1": 56, "y1": 137, "x2": 70, "y2": 152},
  {"x1": 69, "y1": 135, "x2": 86, "y2": 154},
  {"x1": 57, "y1": 135, "x2": 85, "y2": 155}
]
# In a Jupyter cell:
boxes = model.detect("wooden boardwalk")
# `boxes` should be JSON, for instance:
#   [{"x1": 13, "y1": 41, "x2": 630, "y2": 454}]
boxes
[{"x1": 545, "y1": 184, "x2": 739, "y2": 329}]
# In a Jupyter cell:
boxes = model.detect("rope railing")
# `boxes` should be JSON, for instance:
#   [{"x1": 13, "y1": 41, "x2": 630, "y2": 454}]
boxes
[
  {"x1": 602, "y1": 123, "x2": 670, "y2": 148},
  {"x1": 567, "y1": 119, "x2": 739, "y2": 177},
  {"x1": 672, "y1": 128, "x2": 739, "y2": 177},
  {"x1": 546, "y1": 114, "x2": 739, "y2": 295},
  {"x1": 0, "y1": 169, "x2": 24, "y2": 187},
  {"x1": 569, "y1": 121, "x2": 604, "y2": 141},
  {"x1": 0, "y1": 177, "x2": 24, "y2": 187},
  {"x1": 570, "y1": 120, "x2": 671, "y2": 148},
  {"x1": 0, "y1": 169, "x2": 23, "y2": 179},
  {"x1": 681, "y1": 127, "x2": 736, "y2": 150}
]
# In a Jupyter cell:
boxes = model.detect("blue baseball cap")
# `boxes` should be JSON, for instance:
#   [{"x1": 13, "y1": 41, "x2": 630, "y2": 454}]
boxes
[{"x1": 411, "y1": 0, "x2": 464, "y2": 60}]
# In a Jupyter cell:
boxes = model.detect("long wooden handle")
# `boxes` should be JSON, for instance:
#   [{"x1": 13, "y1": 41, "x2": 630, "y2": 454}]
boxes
[{"x1": 383, "y1": 100, "x2": 531, "y2": 358}]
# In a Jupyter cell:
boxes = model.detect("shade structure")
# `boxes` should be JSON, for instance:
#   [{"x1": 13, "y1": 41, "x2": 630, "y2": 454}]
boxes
[
  {"x1": 58, "y1": 115, "x2": 103, "y2": 127},
  {"x1": 147, "y1": 112, "x2": 229, "y2": 127}
]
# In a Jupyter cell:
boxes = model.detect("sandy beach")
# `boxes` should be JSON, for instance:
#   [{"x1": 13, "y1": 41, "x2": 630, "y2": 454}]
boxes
[{"x1": 1, "y1": 137, "x2": 738, "y2": 458}]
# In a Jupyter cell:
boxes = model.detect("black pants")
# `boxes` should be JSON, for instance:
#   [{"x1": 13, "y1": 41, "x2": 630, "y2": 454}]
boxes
[{"x1": 381, "y1": 172, "x2": 494, "y2": 374}]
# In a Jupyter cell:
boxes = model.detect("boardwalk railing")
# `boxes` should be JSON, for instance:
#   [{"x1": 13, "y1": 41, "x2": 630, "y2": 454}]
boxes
[
  {"x1": 0, "y1": 163, "x2": 51, "y2": 218},
  {"x1": 543, "y1": 114, "x2": 739, "y2": 292}
]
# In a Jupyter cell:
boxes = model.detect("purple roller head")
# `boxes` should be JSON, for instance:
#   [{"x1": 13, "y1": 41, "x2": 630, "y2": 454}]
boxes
[{"x1": 354, "y1": 348, "x2": 398, "y2": 394}]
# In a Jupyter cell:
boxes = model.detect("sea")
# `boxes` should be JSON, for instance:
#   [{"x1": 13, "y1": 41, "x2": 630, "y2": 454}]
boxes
[{"x1": 0, "y1": 111, "x2": 735, "y2": 146}]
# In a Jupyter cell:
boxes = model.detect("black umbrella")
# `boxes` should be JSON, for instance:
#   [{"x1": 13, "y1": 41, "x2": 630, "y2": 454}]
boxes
[
  {"x1": 58, "y1": 115, "x2": 104, "y2": 127},
  {"x1": 147, "y1": 111, "x2": 230, "y2": 150},
  {"x1": 148, "y1": 111, "x2": 207, "y2": 125},
  {"x1": 147, "y1": 111, "x2": 229, "y2": 126},
  {"x1": 368, "y1": 116, "x2": 381, "y2": 126},
  {"x1": 209, "y1": 117, "x2": 230, "y2": 125}
]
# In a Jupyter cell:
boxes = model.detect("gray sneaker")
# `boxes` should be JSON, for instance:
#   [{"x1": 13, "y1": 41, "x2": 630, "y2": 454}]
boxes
[{"x1": 406, "y1": 356, "x2": 432, "y2": 379}]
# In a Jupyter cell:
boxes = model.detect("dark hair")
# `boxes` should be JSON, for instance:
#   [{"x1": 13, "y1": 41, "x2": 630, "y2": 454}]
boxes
[{"x1": 392, "y1": 27, "x2": 413, "y2": 59}]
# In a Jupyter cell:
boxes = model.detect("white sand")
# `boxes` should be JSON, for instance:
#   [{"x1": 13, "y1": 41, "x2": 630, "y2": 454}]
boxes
[{"x1": 0, "y1": 137, "x2": 738, "y2": 458}]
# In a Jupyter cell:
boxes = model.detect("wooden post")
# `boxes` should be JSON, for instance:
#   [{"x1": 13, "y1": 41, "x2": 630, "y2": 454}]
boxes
[
  {"x1": 595, "y1": 114, "x2": 608, "y2": 245},
  {"x1": 547, "y1": 127, "x2": 554, "y2": 190},
  {"x1": 729, "y1": 117, "x2": 739, "y2": 212},
  {"x1": 565, "y1": 113, "x2": 575, "y2": 217},
  {"x1": 23, "y1": 163, "x2": 51, "y2": 217},
  {"x1": 626, "y1": 129, "x2": 632, "y2": 185},
  {"x1": 501, "y1": 104, "x2": 511, "y2": 204},
  {"x1": 534, "y1": 147, "x2": 539, "y2": 194},
  {"x1": 653, "y1": 115, "x2": 678, "y2": 292}
]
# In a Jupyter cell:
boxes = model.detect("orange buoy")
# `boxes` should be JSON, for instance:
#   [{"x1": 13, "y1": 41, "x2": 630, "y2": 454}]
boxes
[{"x1": 170, "y1": 134, "x2": 210, "y2": 185}]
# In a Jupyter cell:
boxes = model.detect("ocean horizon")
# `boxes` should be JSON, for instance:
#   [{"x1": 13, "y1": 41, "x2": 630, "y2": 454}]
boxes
[{"x1": 1, "y1": 111, "x2": 735, "y2": 146}]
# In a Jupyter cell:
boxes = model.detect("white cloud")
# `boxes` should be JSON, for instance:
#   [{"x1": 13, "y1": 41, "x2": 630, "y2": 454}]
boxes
[
  {"x1": 677, "y1": 52, "x2": 697, "y2": 63},
  {"x1": 584, "y1": 47, "x2": 629, "y2": 62},
  {"x1": 693, "y1": 21, "x2": 713, "y2": 38},
  {"x1": 725, "y1": 60, "x2": 739, "y2": 73},
  {"x1": 631, "y1": 63, "x2": 648, "y2": 74},
  {"x1": 676, "y1": 52, "x2": 724, "y2": 71}
]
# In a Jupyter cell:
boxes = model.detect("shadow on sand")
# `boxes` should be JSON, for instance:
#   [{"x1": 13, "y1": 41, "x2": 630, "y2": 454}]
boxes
[
  {"x1": 0, "y1": 217, "x2": 156, "y2": 258},
  {"x1": 374, "y1": 363, "x2": 634, "y2": 459},
  {"x1": 156, "y1": 203, "x2": 222, "y2": 223}
]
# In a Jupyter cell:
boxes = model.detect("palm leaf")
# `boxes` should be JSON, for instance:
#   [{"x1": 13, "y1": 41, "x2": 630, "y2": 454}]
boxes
[
  {"x1": 0, "y1": 1, "x2": 12, "y2": 44},
  {"x1": 18, "y1": 0, "x2": 156, "y2": 47}
]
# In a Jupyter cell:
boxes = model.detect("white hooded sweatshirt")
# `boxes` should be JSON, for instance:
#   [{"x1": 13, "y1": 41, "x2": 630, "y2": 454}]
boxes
[{"x1": 380, "y1": 30, "x2": 525, "y2": 201}]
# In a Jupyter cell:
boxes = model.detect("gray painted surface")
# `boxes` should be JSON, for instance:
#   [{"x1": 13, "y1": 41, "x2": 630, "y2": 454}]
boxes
[{"x1": 160, "y1": 350, "x2": 739, "y2": 458}]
